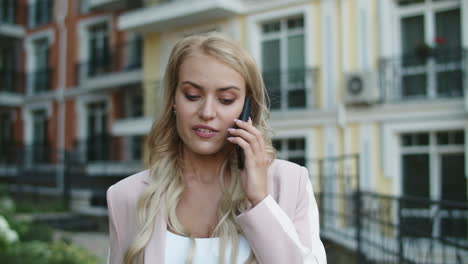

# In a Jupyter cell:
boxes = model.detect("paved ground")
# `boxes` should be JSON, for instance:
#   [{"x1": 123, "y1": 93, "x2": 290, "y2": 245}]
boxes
[{"x1": 55, "y1": 230, "x2": 109, "y2": 263}]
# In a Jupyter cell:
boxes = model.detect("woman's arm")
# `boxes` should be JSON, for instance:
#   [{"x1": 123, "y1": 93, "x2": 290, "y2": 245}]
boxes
[{"x1": 236, "y1": 166, "x2": 327, "y2": 264}]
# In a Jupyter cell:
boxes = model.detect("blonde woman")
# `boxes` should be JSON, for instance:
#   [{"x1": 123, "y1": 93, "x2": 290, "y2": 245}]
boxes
[{"x1": 106, "y1": 33, "x2": 326, "y2": 264}]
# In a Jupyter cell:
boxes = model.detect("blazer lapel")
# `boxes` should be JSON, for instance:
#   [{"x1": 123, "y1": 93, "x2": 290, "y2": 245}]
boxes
[{"x1": 142, "y1": 175, "x2": 168, "y2": 263}]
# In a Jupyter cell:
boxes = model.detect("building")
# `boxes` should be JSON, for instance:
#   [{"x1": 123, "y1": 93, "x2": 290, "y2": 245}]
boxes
[
  {"x1": 0, "y1": 0, "x2": 145, "y2": 209},
  {"x1": 0, "y1": 0, "x2": 466, "y2": 262}
]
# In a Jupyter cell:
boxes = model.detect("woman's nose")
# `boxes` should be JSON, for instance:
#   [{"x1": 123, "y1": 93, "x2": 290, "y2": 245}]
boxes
[{"x1": 199, "y1": 98, "x2": 216, "y2": 120}]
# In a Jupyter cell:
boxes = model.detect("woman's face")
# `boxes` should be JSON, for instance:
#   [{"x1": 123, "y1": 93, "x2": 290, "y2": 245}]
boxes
[{"x1": 174, "y1": 52, "x2": 246, "y2": 156}]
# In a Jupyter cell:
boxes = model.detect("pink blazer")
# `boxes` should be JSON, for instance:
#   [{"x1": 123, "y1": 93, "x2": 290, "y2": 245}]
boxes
[{"x1": 107, "y1": 159, "x2": 327, "y2": 263}]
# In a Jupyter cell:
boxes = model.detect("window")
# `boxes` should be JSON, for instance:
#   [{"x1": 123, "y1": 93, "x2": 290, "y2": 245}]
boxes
[
  {"x1": 29, "y1": 0, "x2": 53, "y2": 28},
  {"x1": 0, "y1": 112, "x2": 13, "y2": 143},
  {"x1": 124, "y1": 35, "x2": 143, "y2": 70},
  {"x1": 273, "y1": 137, "x2": 306, "y2": 166},
  {"x1": 261, "y1": 16, "x2": 307, "y2": 110},
  {"x1": 32, "y1": 109, "x2": 49, "y2": 163},
  {"x1": 88, "y1": 23, "x2": 110, "y2": 77},
  {"x1": 0, "y1": 46, "x2": 17, "y2": 93},
  {"x1": 129, "y1": 89, "x2": 143, "y2": 118},
  {"x1": 0, "y1": 0, "x2": 15, "y2": 24},
  {"x1": 87, "y1": 102, "x2": 108, "y2": 161},
  {"x1": 0, "y1": 112, "x2": 14, "y2": 164},
  {"x1": 398, "y1": 0, "x2": 462, "y2": 99},
  {"x1": 400, "y1": 130, "x2": 466, "y2": 238},
  {"x1": 78, "y1": 0, "x2": 90, "y2": 14},
  {"x1": 31, "y1": 38, "x2": 50, "y2": 94},
  {"x1": 130, "y1": 136, "x2": 143, "y2": 161},
  {"x1": 119, "y1": 88, "x2": 143, "y2": 119}
]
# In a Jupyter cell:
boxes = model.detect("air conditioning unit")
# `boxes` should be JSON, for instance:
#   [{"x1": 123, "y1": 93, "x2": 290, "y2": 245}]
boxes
[{"x1": 344, "y1": 71, "x2": 380, "y2": 105}]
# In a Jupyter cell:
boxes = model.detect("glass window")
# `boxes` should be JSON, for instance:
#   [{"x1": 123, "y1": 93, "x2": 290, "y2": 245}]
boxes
[
  {"x1": 398, "y1": 0, "x2": 424, "y2": 6},
  {"x1": 262, "y1": 21, "x2": 280, "y2": 34},
  {"x1": 273, "y1": 137, "x2": 306, "y2": 167},
  {"x1": 400, "y1": 130, "x2": 465, "y2": 238},
  {"x1": 440, "y1": 153, "x2": 467, "y2": 237},
  {"x1": 88, "y1": 23, "x2": 110, "y2": 77},
  {"x1": 400, "y1": 132, "x2": 429, "y2": 146},
  {"x1": 261, "y1": 15, "x2": 306, "y2": 110},
  {"x1": 130, "y1": 136, "x2": 143, "y2": 161}
]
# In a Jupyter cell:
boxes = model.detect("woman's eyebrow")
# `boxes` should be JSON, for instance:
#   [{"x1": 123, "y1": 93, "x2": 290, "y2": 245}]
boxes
[{"x1": 180, "y1": 81, "x2": 240, "y2": 91}]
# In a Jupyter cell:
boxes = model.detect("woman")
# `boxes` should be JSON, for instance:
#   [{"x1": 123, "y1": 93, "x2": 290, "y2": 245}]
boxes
[{"x1": 107, "y1": 33, "x2": 326, "y2": 264}]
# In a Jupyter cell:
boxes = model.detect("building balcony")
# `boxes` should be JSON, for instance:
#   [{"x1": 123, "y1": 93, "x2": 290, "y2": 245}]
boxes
[
  {"x1": 74, "y1": 40, "x2": 142, "y2": 92},
  {"x1": 263, "y1": 67, "x2": 319, "y2": 112},
  {"x1": 0, "y1": 0, "x2": 26, "y2": 39},
  {"x1": 118, "y1": 0, "x2": 243, "y2": 32},
  {"x1": 379, "y1": 48, "x2": 466, "y2": 103},
  {"x1": 0, "y1": 70, "x2": 24, "y2": 106},
  {"x1": 73, "y1": 135, "x2": 142, "y2": 176},
  {"x1": 88, "y1": 0, "x2": 143, "y2": 12},
  {"x1": 0, "y1": 142, "x2": 21, "y2": 177}
]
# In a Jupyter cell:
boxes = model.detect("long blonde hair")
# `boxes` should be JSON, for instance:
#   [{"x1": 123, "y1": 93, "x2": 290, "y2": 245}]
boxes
[{"x1": 124, "y1": 33, "x2": 276, "y2": 264}]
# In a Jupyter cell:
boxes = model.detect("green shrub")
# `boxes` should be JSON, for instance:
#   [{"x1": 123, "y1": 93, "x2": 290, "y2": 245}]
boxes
[
  {"x1": 19, "y1": 221, "x2": 54, "y2": 242},
  {"x1": 49, "y1": 241, "x2": 100, "y2": 264},
  {"x1": 0, "y1": 240, "x2": 99, "y2": 264}
]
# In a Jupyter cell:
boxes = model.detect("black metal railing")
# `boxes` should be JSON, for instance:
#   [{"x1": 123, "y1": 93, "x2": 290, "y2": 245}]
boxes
[
  {"x1": 73, "y1": 135, "x2": 121, "y2": 162},
  {"x1": 262, "y1": 67, "x2": 318, "y2": 111},
  {"x1": 27, "y1": 142, "x2": 53, "y2": 164},
  {"x1": 314, "y1": 155, "x2": 468, "y2": 264},
  {"x1": 0, "y1": 70, "x2": 24, "y2": 94},
  {"x1": 28, "y1": 0, "x2": 53, "y2": 28},
  {"x1": 28, "y1": 68, "x2": 52, "y2": 94},
  {"x1": 379, "y1": 48, "x2": 466, "y2": 102},
  {"x1": 75, "y1": 39, "x2": 142, "y2": 85},
  {"x1": 0, "y1": 143, "x2": 53, "y2": 166},
  {"x1": 0, "y1": 141, "x2": 21, "y2": 165}
]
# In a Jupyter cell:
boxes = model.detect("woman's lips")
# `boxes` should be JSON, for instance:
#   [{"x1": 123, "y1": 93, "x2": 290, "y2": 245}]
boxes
[{"x1": 192, "y1": 125, "x2": 219, "y2": 138}]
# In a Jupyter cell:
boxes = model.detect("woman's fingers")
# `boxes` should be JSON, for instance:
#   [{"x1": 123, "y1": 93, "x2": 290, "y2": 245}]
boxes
[
  {"x1": 227, "y1": 127, "x2": 260, "y2": 153},
  {"x1": 226, "y1": 136, "x2": 254, "y2": 159},
  {"x1": 232, "y1": 118, "x2": 265, "y2": 149}
]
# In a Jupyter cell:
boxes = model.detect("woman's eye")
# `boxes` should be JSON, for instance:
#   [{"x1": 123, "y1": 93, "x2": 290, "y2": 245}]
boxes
[
  {"x1": 219, "y1": 98, "x2": 235, "y2": 105},
  {"x1": 185, "y1": 95, "x2": 200, "y2": 101}
]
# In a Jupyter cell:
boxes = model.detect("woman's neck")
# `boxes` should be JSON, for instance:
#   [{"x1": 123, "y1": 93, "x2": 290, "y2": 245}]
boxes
[{"x1": 182, "y1": 147, "x2": 231, "y2": 185}]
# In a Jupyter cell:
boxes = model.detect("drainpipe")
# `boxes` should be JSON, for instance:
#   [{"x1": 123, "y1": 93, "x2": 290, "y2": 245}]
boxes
[{"x1": 56, "y1": 0, "x2": 68, "y2": 196}]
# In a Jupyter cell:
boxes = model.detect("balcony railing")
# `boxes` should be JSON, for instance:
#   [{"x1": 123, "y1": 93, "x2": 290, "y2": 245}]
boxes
[
  {"x1": 380, "y1": 48, "x2": 466, "y2": 102},
  {"x1": 28, "y1": 0, "x2": 53, "y2": 28},
  {"x1": 263, "y1": 67, "x2": 318, "y2": 111},
  {"x1": 0, "y1": 142, "x2": 21, "y2": 165},
  {"x1": 74, "y1": 135, "x2": 121, "y2": 162},
  {"x1": 75, "y1": 39, "x2": 142, "y2": 86},
  {"x1": 28, "y1": 68, "x2": 52, "y2": 94},
  {"x1": 314, "y1": 154, "x2": 468, "y2": 264},
  {"x1": 0, "y1": 70, "x2": 24, "y2": 94}
]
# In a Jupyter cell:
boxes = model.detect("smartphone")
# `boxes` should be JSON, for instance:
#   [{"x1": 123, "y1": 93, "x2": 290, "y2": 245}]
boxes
[{"x1": 235, "y1": 96, "x2": 251, "y2": 169}]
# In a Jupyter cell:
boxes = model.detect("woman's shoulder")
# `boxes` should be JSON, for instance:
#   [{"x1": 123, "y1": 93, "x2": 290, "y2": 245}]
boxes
[
  {"x1": 107, "y1": 170, "x2": 150, "y2": 203},
  {"x1": 269, "y1": 159, "x2": 307, "y2": 176},
  {"x1": 268, "y1": 159, "x2": 308, "y2": 186}
]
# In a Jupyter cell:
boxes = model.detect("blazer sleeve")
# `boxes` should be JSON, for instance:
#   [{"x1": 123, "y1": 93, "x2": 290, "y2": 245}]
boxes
[
  {"x1": 107, "y1": 185, "x2": 125, "y2": 264},
  {"x1": 236, "y1": 166, "x2": 327, "y2": 264}
]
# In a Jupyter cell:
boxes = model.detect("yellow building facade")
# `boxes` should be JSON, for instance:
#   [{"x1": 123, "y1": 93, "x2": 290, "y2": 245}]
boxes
[{"x1": 118, "y1": 0, "x2": 467, "y2": 261}]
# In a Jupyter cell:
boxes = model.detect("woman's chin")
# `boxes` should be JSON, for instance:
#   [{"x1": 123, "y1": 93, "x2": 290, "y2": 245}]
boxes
[{"x1": 190, "y1": 143, "x2": 232, "y2": 157}]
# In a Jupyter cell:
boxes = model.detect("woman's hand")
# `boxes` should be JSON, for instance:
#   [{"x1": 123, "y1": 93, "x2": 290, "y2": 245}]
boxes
[{"x1": 227, "y1": 118, "x2": 269, "y2": 206}]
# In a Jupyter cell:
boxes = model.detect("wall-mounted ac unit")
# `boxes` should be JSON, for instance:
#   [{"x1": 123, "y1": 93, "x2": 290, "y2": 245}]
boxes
[{"x1": 344, "y1": 71, "x2": 380, "y2": 105}]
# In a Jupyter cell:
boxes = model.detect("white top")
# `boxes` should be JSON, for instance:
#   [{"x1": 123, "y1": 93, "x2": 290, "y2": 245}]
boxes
[{"x1": 164, "y1": 231, "x2": 251, "y2": 264}]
